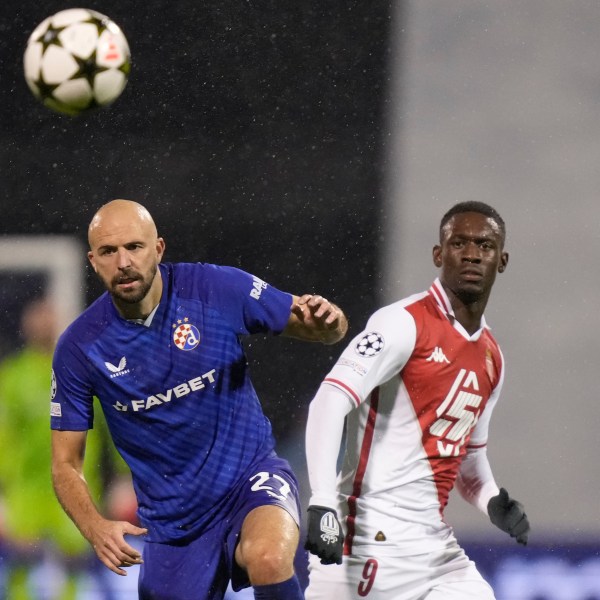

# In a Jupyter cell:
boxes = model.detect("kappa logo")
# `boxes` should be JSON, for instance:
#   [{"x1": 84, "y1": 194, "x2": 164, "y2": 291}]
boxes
[
  {"x1": 426, "y1": 346, "x2": 450, "y2": 364},
  {"x1": 105, "y1": 357, "x2": 131, "y2": 378}
]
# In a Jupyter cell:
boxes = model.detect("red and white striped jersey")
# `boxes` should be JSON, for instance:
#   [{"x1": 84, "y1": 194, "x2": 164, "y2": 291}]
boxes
[{"x1": 322, "y1": 279, "x2": 504, "y2": 557}]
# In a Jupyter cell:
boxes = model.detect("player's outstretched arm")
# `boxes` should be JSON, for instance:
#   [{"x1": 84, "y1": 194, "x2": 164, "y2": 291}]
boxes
[
  {"x1": 51, "y1": 430, "x2": 147, "y2": 575},
  {"x1": 304, "y1": 384, "x2": 353, "y2": 564},
  {"x1": 283, "y1": 294, "x2": 348, "y2": 344},
  {"x1": 487, "y1": 487, "x2": 530, "y2": 545}
]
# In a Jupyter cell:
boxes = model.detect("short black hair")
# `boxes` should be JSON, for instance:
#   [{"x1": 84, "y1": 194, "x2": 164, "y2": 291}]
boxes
[{"x1": 439, "y1": 201, "x2": 506, "y2": 242}]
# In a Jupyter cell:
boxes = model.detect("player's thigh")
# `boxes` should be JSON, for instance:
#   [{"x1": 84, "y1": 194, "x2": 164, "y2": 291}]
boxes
[
  {"x1": 426, "y1": 577, "x2": 495, "y2": 600},
  {"x1": 308, "y1": 548, "x2": 494, "y2": 600},
  {"x1": 307, "y1": 552, "x2": 419, "y2": 600},
  {"x1": 235, "y1": 504, "x2": 299, "y2": 570},
  {"x1": 305, "y1": 554, "x2": 355, "y2": 600},
  {"x1": 139, "y1": 531, "x2": 228, "y2": 600},
  {"x1": 225, "y1": 456, "x2": 301, "y2": 589},
  {"x1": 425, "y1": 553, "x2": 495, "y2": 600}
]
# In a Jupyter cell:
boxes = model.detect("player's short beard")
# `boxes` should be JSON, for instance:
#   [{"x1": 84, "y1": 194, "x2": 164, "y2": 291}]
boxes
[
  {"x1": 454, "y1": 287, "x2": 482, "y2": 306},
  {"x1": 453, "y1": 279, "x2": 493, "y2": 307},
  {"x1": 108, "y1": 264, "x2": 157, "y2": 305}
]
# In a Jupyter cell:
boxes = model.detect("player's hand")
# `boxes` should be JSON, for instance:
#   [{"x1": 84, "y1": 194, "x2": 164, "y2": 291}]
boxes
[
  {"x1": 293, "y1": 295, "x2": 340, "y2": 328},
  {"x1": 291, "y1": 295, "x2": 347, "y2": 343},
  {"x1": 86, "y1": 518, "x2": 148, "y2": 575},
  {"x1": 487, "y1": 487, "x2": 530, "y2": 545},
  {"x1": 305, "y1": 505, "x2": 344, "y2": 565}
]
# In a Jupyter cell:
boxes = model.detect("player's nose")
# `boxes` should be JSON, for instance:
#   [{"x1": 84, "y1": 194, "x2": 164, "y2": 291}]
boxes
[
  {"x1": 116, "y1": 248, "x2": 132, "y2": 268},
  {"x1": 462, "y1": 241, "x2": 482, "y2": 262}
]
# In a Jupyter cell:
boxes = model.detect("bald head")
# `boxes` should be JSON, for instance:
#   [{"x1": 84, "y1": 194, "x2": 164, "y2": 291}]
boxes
[
  {"x1": 88, "y1": 199, "x2": 158, "y2": 249},
  {"x1": 87, "y1": 199, "x2": 165, "y2": 318}
]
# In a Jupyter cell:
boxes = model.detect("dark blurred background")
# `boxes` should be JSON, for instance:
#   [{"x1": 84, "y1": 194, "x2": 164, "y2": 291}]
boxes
[{"x1": 0, "y1": 1, "x2": 395, "y2": 442}]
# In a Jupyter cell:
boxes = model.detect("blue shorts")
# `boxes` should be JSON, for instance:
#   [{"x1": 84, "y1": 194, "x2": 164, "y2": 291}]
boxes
[{"x1": 138, "y1": 455, "x2": 300, "y2": 600}]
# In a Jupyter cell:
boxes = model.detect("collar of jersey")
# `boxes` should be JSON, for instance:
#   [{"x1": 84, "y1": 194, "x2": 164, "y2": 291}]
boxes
[{"x1": 429, "y1": 278, "x2": 488, "y2": 341}]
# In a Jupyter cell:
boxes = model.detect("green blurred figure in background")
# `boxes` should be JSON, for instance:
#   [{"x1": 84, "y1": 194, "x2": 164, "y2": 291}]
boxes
[{"x1": 0, "y1": 298, "x2": 129, "y2": 599}]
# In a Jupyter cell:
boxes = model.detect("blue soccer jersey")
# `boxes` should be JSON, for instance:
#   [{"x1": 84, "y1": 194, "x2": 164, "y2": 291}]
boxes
[{"x1": 51, "y1": 262, "x2": 293, "y2": 542}]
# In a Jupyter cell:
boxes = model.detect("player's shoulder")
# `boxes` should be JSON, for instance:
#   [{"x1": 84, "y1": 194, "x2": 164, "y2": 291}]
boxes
[
  {"x1": 67, "y1": 293, "x2": 112, "y2": 335},
  {"x1": 168, "y1": 261, "x2": 251, "y2": 297},
  {"x1": 362, "y1": 292, "x2": 426, "y2": 337},
  {"x1": 369, "y1": 290, "x2": 428, "y2": 321},
  {"x1": 55, "y1": 293, "x2": 113, "y2": 355},
  {"x1": 171, "y1": 261, "x2": 252, "y2": 281}
]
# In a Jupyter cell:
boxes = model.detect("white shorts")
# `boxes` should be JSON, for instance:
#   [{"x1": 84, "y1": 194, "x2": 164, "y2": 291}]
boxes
[{"x1": 305, "y1": 542, "x2": 495, "y2": 600}]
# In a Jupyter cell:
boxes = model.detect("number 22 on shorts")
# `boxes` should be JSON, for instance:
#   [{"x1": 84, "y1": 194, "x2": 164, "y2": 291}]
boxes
[{"x1": 358, "y1": 558, "x2": 378, "y2": 597}]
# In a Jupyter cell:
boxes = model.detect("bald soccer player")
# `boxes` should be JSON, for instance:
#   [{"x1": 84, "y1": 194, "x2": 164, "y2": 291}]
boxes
[{"x1": 51, "y1": 199, "x2": 348, "y2": 600}]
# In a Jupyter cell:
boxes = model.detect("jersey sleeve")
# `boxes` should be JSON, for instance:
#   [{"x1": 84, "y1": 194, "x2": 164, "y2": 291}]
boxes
[
  {"x1": 187, "y1": 264, "x2": 293, "y2": 335},
  {"x1": 322, "y1": 301, "x2": 417, "y2": 406},
  {"x1": 50, "y1": 335, "x2": 95, "y2": 431},
  {"x1": 455, "y1": 444, "x2": 499, "y2": 513},
  {"x1": 305, "y1": 384, "x2": 354, "y2": 507}
]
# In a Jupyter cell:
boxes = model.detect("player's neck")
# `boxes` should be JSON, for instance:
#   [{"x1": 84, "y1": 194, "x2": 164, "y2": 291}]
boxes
[{"x1": 444, "y1": 287, "x2": 489, "y2": 335}]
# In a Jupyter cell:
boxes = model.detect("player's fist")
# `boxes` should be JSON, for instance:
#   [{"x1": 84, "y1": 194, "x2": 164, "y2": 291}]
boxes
[
  {"x1": 305, "y1": 505, "x2": 343, "y2": 565},
  {"x1": 487, "y1": 487, "x2": 530, "y2": 545}
]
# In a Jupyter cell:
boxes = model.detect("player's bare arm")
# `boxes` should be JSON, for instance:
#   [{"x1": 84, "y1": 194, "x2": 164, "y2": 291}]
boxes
[
  {"x1": 283, "y1": 294, "x2": 348, "y2": 344},
  {"x1": 51, "y1": 430, "x2": 147, "y2": 576}
]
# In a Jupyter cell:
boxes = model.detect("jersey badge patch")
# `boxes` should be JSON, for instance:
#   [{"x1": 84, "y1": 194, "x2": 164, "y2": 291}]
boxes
[
  {"x1": 50, "y1": 369, "x2": 57, "y2": 399},
  {"x1": 173, "y1": 318, "x2": 201, "y2": 351},
  {"x1": 355, "y1": 332, "x2": 384, "y2": 357}
]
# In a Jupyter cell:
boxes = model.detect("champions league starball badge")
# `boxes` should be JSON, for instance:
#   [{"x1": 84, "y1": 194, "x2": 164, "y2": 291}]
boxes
[
  {"x1": 50, "y1": 369, "x2": 57, "y2": 399},
  {"x1": 355, "y1": 332, "x2": 384, "y2": 357}
]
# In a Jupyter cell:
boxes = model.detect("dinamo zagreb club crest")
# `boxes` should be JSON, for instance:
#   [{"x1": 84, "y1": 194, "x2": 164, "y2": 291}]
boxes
[{"x1": 172, "y1": 320, "x2": 201, "y2": 351}]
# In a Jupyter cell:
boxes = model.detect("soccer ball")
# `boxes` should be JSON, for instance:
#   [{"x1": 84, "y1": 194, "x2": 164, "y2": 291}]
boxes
[{"x1": 23, "y1": 8, "x2": 131, "y2": 116}]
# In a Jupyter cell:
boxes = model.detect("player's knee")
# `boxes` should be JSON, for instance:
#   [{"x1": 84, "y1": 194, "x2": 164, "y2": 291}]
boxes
[{"x1": 242, "y1": 540, "x2": 295, "y2": 584}]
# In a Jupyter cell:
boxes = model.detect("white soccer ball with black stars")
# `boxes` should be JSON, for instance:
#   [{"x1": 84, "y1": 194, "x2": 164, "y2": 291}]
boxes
[
  {"x1": 355, "y1": 332, "x2": 385, "y2": 357},
  {"x1": 23, "y1": 8, "x2": 131, "y2": 116}
]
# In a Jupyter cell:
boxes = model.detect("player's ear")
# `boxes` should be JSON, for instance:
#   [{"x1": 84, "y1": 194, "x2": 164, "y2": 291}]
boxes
[
  {"x1": 432, "y1": 245, "x2": 443, "y2": 268},
  {"x1": 156, "y1": 237, "x2": 166, "y2": 262},
  {"x1": 87, "y1": 251, "x2": 98, "y2": 273},
  {"x1": 498, "y1": 251, "x2": 509, "y2": 273}
]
